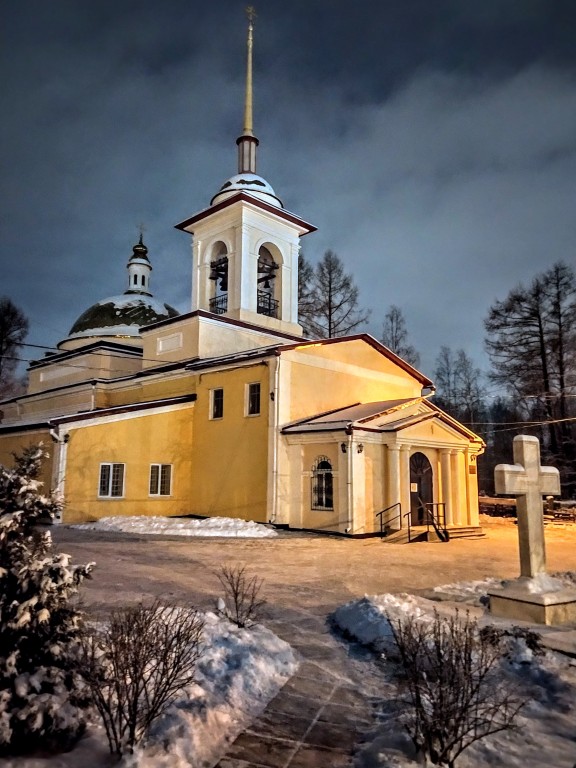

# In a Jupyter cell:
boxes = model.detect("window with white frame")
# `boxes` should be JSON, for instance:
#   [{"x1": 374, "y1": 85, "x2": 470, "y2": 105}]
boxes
[
  {"x1": 99, "y1": 463, "x2": 125, "y2": 498},
  {"x1": 311, "y1": 456, "x2": 334, "y2": 510},
  {"x1": 149, "y1": 464, "x2": 172, "y2": 496},
  {"x1": 210, "y1": 388, "x2": 224, "y2": 419},
  {"x1": 246, "y1": 382, "x2": 261, "y2": 416}
]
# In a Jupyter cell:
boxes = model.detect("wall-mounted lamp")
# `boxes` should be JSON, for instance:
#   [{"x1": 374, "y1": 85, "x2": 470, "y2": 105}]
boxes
[
  {"x1": 357, "y1": 443, "x2": 364, "y2": 454},
  {"x1": 340, "y1": 442, "x2": 347, "y2": 453}
]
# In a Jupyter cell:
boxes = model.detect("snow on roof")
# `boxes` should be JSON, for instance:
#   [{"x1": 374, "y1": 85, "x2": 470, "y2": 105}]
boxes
[
  {"x1": 67, "y1": 294, "x2": 179, "y2": 338},
  {"x1": 210, "y1": 172, "x2": 283, "y2": 208}
]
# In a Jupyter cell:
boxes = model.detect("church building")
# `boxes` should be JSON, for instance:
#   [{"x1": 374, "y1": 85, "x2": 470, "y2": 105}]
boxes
[{"x1": 0, "y1": 16, "x2": 484, "y2": 536}]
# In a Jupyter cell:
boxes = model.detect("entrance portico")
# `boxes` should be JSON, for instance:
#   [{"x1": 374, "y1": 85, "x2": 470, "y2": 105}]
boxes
[{"x1": 282, "y1": 397, "x2": 484, "y2": 536}]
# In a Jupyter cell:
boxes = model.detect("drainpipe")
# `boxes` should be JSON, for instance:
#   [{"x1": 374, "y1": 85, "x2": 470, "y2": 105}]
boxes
[
  {"x1": 269, "y1": 352, "x2": 281, "y2": 523},
  {"x1": 345, "y1": 427, "x2": 353, "y2": 533}
]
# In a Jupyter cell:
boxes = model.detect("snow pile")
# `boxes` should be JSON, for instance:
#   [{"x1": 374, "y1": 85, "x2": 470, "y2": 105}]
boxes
[
  {"x1": 73, "y1": 515, "x2": 278, "y2": 538},
  {"x1": 130, "y1": 612, "x2": 297, "y2": 768},
  {"x1": 333, "y1": 593, "x2": 430, "y2": 653},
  {"x1": 333, "y1": 578, "x2": 576, "y2": 768},
  {"x1": 5, "y1": 613, "x2": 297, "y2": 768},
  {"x1": 432, "y1": 577, "x2": 505, "y2": 602}
]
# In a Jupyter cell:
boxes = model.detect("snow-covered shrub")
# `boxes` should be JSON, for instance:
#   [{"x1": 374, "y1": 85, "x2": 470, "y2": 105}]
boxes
[
  {"x1": 216, "y1": 564, "x2": 265, "y2": 628},
  {"x1": 0, "y1": 445, "x2": 94, "y2": 755},
  {"x1": 79, "y1": 600, "x2": 204, "y2": 756},
  {"x1": 389, "y1": 609, "x2": 526, "y2": 767}
]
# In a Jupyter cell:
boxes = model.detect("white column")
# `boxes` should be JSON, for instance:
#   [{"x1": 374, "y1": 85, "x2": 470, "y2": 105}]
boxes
[
  {"x1": 451, "y1": 449, "x2": 464, "y2": 526},
  {"x1": 400, "y1": 445, "x2": 411, "y2": 528},
  {"x1": 440, "y1": 449, "x2": 453, "y2": 526},
  {"x1": 191, "y1": 238, "x2": 202, "y2": 311},
  {"x1": 386, "y1": 445, "x2": 401, "y2": 529},
  {"x1": 240, "y1": 223, "x2": 254, "y2": 313}
]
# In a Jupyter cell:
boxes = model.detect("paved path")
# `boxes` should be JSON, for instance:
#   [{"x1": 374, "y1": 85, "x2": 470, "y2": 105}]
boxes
[
  {"x1": 52, "y1": 520, "x2": 576, "y2": 767},
  {"x1": 216, "y1": 606, "x2": 382, "y2": 768}
]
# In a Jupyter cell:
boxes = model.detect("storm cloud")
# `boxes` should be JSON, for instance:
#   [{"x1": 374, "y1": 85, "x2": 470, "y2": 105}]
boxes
[{"x1": 1, "y1": 0, "x2": 575, "y2": 378}]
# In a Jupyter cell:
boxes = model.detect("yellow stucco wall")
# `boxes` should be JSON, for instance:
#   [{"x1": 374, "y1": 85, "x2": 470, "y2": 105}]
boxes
[
  {"x1": 284, "y1": 340, "x2": 423, "y2": 421},
  {"x1": 190, "y1": 364, "x2": 269, "y2": 522},
  {"x1": 0, "y1": 429, "x2": 54, "y2": 492},
  {"x1": 60, "y1": 363, "x2": 270, "y2": 524},
  {"x1": 105, "y1": 373, "x2": 196, "y2": 408},
  {"x1": 63, "y1": 407, "x2": 195, "y2": 523}
]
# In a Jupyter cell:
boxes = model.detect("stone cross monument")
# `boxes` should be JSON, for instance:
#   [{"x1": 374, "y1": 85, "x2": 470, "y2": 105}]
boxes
[
  {"x1": 494, "y1": 434, "x2": 560, "y2": 578},
  {"x1": 489, "y1": 435, "x2": 576, "y2": 625}
]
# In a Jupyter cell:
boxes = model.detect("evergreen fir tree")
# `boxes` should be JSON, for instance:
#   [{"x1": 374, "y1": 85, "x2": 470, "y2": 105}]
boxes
[{"x1": 0, "y1": 445, "x2": 93, "y2": 755}]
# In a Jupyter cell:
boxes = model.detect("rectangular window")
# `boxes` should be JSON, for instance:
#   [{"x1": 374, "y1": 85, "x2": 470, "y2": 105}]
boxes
[
  {"x1": 150, "y1": 464, "x2": 172, "y2": 496},
  {"x1": 211, "y1": 388, "x2": 224, "y2": 419},
  {"x1": 246, "y1": 382, "x2": 261, "y2": 416},
  {"x1": 99, "y1": 463, "x2": 125, "y2": 498}
]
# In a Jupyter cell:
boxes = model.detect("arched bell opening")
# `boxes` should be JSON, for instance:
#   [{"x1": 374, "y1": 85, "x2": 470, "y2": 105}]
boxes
[
  {"x1": 257, "y1": 244, "x2": 280, "y2": 319},
  {"x1": 208, "y1": 241, "x2": 229, "y2": 315}
]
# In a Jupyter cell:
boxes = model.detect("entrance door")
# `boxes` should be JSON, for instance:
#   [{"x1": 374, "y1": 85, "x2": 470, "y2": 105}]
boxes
[{"x1": 410, "y1": 452, "x2": 433, "y2": 525}]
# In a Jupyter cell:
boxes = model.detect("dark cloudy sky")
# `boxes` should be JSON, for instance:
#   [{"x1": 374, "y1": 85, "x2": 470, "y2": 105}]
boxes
[{"x1": 2, "y1": 0, "x2": 575, "y2": 382}]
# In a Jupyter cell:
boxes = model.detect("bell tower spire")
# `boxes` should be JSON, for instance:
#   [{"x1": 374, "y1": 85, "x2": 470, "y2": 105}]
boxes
[{"x1": 236, "y1": 6, "x2": 259, "y2": 173}]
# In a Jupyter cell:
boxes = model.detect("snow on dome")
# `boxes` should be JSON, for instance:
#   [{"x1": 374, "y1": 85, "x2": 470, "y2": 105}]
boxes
[
  {"x1": 67, "y1": 294, "x2": 179, "y2": 340},
  {"x1": 210, "y1": 172, "x2": 283, "y2": 208}
]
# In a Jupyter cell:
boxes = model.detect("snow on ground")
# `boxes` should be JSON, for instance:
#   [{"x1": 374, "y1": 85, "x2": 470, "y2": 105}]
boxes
[
  {"x1": 333, "y1": 576, "x2": 576, "y2": 768},
  {"x1": 72, "y1": 515, "x2": 278, "y2": 537},
  {"x1": 5, "y1": 613, "x2": 297, "y2": 768}
]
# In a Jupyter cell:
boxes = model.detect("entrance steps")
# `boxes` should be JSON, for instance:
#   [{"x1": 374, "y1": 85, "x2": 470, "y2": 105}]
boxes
[{"x1": 380, "y1": 525, "x2": 484, "y2": 544}]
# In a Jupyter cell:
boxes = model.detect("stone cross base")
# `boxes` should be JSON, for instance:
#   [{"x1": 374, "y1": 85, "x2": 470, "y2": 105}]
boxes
[{"x1": 488, "y1": 586, "x2": 576, "y2": 626}]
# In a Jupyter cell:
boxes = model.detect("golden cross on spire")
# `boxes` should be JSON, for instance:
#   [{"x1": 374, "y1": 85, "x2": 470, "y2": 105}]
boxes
[
  {"x1": 137, "y1": 222, "x2": 147, "y2": 241},
  {"x1": 246, "y1": 6, "x2": 256, "y2": 26}
]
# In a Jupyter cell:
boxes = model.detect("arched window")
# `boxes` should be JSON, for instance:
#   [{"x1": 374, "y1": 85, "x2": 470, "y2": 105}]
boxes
[{"x1": 311, "y1": 456, "x2": 334, "y2": 510}]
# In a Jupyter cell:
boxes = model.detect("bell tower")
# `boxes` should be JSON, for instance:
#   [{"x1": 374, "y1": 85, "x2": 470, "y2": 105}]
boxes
[{"x1": 176, "y1": 7, "x2": 315, "y2": 338}]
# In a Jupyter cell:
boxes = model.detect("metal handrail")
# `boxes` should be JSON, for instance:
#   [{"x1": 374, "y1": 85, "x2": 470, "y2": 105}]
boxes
[
  {"x1": 424, "y1": 502, "x2": 449, "y2": 542},
  {"x1": 375, "y1": 502, "x2": 401, "y2": 538},
  {"x1": 403, "y1": 510, "x2": 413, "y2": 542}
]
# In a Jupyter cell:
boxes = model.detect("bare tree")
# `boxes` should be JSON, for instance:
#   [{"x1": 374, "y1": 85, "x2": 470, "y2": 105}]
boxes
[
  {"x1": 381, "y1": 305, "x2": 420, "y2": 367},
  {"x1": 484, "y1": 261, "x2": 576, "y2": 493},
  {"x1": 0, "y1": 297, "x2": 28, "y2": 397},
  {"x1": 389, "y1": 610, "x2": 525, "y2": 767},
  {"x1": 305, "y1": 250, "x2": 370, "y2": 338},
  {"x1": 216, "y1": 564, "x2": 265, "y2": 628},
  {"x1": 79, "y1": 601, "x2": 204, "y2": 756},
  {"x1": 433, "y1": 347, "x2": 485, "y2": 427},
  {"x1": 297, "y1": 252, "x2": 317, "y2": 337}
]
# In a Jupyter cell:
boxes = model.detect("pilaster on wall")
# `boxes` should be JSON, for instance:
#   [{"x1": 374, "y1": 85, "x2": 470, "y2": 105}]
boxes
[
  {"x1": 350, "y1": 442, "x2": 366, "y2": 535},
  {"x1": 466, "y1": 450, "x2": 481, "y2": 526},
  {"x1": 337, "y1": 439, "x2": 349, "y2": 533},
  {"x1": 386, "y1": 445, "x2": 401, "y2": 513}
]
